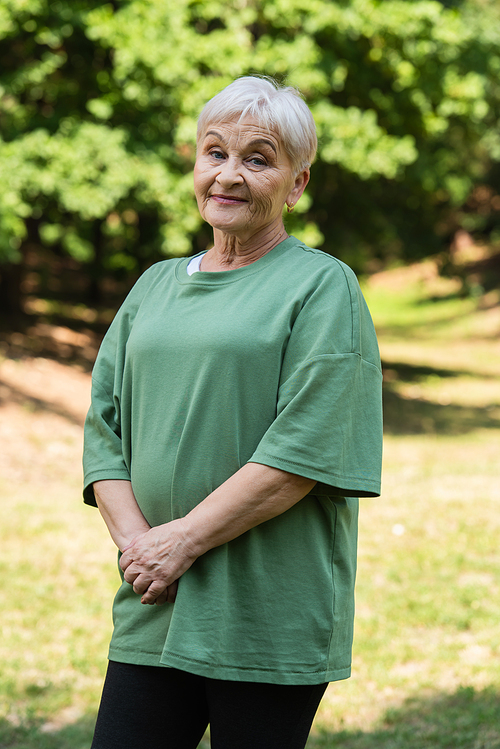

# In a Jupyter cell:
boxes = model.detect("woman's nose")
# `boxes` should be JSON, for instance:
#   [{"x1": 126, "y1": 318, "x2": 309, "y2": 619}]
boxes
[{"x1": 215, "y1": 157, "x2": 244, "y2": 187}]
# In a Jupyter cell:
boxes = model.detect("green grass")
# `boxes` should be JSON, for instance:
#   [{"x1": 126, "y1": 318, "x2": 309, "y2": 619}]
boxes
[{"x1": 1, "y1": 261, "x2": 499, "y2": 748}]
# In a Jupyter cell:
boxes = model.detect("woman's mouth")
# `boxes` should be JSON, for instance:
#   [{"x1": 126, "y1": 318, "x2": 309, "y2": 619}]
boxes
[{"x1": 210, "y1": 194, "x2": 248, "y2": 205}]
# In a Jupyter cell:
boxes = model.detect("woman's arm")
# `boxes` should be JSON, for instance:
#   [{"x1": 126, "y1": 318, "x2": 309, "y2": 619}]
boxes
[
  {"x1": 119, "y1": 463, "x2": 316, "y2": 605},
  {"x1": 184, "y1": 462, "x2": 316, "y2": 553},
  {"x1": 93, "y1": 479, "x2": 151, "y2": 552},
  {"x1": 93, "y1": 479, "x2": 181, "y2": 604}
]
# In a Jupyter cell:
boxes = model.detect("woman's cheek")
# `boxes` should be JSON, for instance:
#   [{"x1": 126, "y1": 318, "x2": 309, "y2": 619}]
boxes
[{"x1": 249, "y1": 177, "x2": 281, "y2": 220}]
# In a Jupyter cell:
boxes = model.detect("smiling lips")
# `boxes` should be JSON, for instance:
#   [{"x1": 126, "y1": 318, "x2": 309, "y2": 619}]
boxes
[{"x1": 209, "y1": 194, "x2": 248, "y2": 205}]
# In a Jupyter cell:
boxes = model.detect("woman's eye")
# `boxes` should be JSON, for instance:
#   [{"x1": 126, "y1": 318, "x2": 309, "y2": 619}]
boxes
[
  {"x1": 209, "y1": 150, "x2": 225, "y2": 160},
  {"x1": 248, "y1": 157, "x2": 266, "y2": 167}
]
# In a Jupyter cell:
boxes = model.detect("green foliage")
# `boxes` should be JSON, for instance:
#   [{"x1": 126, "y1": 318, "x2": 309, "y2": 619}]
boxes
[{"x1": 1, "y1": 0, "x2": 500, "y2": 303}]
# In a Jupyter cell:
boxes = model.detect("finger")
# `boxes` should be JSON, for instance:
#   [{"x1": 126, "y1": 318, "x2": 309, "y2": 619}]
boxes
[
  {"x1": 132, "y1": 573, "x2": 155, "y2": 596},
  {"x1": 123, "y1": 565, "x2": 140, "y2": 585},
  {"x1": 154, "y1": 591, "x2": 169, "y2": 606},
  {"x1": 152, "y1": 579, "x2": 179, "y2": 606},
  {"x1": 166, "y1": 579, "x2": 179, "y2": 603},
  {"x1": 119, "y1": 552, "x2": 133, "y2": 572},
  {"x1": 141, "y1": 579, "x2": 168, "y2": 605}
]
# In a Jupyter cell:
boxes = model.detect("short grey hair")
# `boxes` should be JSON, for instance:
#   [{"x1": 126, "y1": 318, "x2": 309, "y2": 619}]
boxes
[{"x1": 197, "y1": 76, "x2": 317, "y2": 174}]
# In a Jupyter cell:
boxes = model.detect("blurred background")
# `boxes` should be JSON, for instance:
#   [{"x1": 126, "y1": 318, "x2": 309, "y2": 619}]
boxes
[{"x1": 0, "y1": 1, "x2": 499, "y2": 747}]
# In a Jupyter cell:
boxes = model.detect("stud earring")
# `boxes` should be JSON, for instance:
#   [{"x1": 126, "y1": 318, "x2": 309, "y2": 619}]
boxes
[{"x1": 287, "y1": 203, "x2": 294, "y2": 214}]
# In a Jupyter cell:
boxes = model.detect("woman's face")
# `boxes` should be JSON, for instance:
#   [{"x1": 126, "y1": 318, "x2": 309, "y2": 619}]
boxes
[{"x1": 194, "y1": 117, "x2": 308, "y2": 243}]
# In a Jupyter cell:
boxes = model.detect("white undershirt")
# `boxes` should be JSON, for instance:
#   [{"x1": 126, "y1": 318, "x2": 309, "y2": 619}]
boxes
[{"x1": 187, "y1": 254, "x2": 206, "y2": 275}]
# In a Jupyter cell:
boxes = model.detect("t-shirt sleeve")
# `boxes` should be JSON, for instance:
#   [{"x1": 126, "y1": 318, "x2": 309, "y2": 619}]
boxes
[
  {"x1": 83, "y1": 377, "x2": 131, "y2": 507},
  {"x1": 249, "y1": 259, "x2": 383, "y2": 497},
  {"x1": 82, "y1": 265, "x2": 159, "y2": 507}
]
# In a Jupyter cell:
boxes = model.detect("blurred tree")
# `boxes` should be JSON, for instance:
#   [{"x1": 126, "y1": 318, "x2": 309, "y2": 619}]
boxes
[{"x1": 1, "y1": 0, "x2": 499, "y2": 313}]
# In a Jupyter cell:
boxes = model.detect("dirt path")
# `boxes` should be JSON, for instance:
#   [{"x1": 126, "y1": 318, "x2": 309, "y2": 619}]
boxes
[{"x1": 0, "y1": 357, "x2": 91, "y2": 485}]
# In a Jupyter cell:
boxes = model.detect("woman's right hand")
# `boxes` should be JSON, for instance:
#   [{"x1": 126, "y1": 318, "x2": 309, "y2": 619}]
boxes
[
  {"x1": 120, "y1": 531, "x2": 180, "y2": 606},
  {"x1": 119, "y1": 531, "x2": 179, "y2": 605},
  {"x1": 119, "y1": 518, "x2": 198, "y2": 605}
]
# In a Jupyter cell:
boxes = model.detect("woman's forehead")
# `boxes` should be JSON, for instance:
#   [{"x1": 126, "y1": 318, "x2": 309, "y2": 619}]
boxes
[{"x1": 198, "y1": 116, "x2": 282, "y2": 149}]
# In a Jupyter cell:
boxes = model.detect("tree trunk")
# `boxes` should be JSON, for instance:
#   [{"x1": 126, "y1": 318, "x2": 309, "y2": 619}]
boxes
[
  {"x1": 0, "y1": 262, "x2": 24, "y2": 318},
  {"x1": 88, "y1": 219, "x2": 104, "y2": 305}
]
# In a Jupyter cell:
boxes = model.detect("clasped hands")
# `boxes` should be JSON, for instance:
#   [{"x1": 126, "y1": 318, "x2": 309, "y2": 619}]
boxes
[{"x1": 119, "y1": 519, "x2": 198, "y2": 606}]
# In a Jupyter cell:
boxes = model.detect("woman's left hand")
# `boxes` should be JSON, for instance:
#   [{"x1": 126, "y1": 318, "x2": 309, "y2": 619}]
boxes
[{"x1": 119, "y1": 519, "x2": 198, "y2": 605}]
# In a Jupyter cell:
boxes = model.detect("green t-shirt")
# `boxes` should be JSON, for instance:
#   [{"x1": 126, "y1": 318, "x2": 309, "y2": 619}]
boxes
[{"x1": 83, "y1": 236, "x2": 383, "y2": 685}]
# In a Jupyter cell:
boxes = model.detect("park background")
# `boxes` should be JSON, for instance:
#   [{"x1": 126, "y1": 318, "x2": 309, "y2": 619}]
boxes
[{"x1": 1, "y1": 0, "x2": 499, "y2": 746}]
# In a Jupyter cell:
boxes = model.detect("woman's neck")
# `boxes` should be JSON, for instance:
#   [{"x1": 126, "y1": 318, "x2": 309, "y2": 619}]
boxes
[{"x1": 201, "y1": 223, "x2": 289, "y2": 272}]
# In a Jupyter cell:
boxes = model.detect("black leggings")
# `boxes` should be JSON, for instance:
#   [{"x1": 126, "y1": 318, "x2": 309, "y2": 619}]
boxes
[{"x1": 91, "y1": 661, "x2": 327, "y2": 749}]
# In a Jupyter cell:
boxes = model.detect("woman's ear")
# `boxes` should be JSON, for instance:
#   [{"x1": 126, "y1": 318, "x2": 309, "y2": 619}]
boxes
[{"x1": 286, "y1": 168, "x2": 310, "y2": 211}]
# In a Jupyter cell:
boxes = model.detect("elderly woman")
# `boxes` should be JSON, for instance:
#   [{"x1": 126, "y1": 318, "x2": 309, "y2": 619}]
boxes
[{"x1": 83, "y1": 76, "x2": 383, "y2": 749}]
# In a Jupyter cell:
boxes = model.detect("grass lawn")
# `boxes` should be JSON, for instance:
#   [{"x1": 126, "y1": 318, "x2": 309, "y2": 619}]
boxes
[{"x1": 1, "y1": 260, "x2": 499, "y2": 748}]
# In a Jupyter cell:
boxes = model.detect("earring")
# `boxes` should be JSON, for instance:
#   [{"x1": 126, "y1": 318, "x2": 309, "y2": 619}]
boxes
[{"x1": 287, "y1": 203, "x2": 294, "y2": 214}]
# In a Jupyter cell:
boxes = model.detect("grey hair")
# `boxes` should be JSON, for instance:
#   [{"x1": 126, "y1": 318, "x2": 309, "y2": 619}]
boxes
[{"x1": 197, "y1": 76, "x2": 317, "y2": 174}]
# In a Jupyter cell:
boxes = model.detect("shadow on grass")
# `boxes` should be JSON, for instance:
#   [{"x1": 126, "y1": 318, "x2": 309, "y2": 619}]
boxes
[
  {"x1": 0, "y1": 715, "x2": 212, "y2": 749},
  {"x1": 2, "y1": 687, "x2": 497, "y2": 748},
  {"x1": 0, "y1": 714, "x2": 95, "y2": 749},
  {"x1": 0, "y1": 313, "x2": 102, "y2": 372},
  {"x1": 310, "y1": 686, "x2": 500, "y2": 749},
  {"x1": 382, "y1": 360, "x2": 496, "y2": 382},
  {"x1": 382, "y1": 388, "x2": 500, "y2": 435},
  {"x1": 0, "y1": 378, "x2": 85, "y2": 427},
  {"x1": 382, "y1": 359, "x2": 500, "y2": 435}
]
